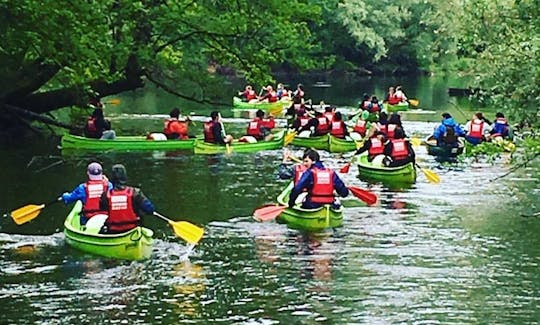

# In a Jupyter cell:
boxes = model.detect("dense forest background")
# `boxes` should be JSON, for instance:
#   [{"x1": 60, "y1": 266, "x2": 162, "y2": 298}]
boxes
[{"x1": 1, "y1": 0, "x2": 539, "y2": 133}]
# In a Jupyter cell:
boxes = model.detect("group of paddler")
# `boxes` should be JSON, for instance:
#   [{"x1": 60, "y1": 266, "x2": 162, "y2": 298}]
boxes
[{"x1": 9, "y1": 162, "x2": 204, "y2": 249}]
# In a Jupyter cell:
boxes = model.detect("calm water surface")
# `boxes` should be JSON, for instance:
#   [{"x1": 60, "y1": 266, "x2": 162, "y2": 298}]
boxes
[{"x1": 1, "y1": 75, "x2": 539, "y2": 324}]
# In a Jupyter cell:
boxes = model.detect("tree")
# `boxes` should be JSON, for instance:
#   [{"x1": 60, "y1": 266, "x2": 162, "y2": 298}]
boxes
[{"x1": 0, "y1": 0, "x2": 321, "y2": 132}]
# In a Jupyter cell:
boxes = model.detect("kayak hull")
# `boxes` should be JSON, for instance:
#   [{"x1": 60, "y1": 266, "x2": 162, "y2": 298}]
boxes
[
  {"x1": 276, "y1": 182, "x2": 343, "y2": 231},
  {"x1": 61, "y1": 134, "x2": 195, "y2": 151},
  {"x1": 194, "y1": 130, "x2": 285, "y2": 154},
  {"x1": 385, "y1": 102, "x2": 409, "y2": 112},
  {"x1": 356, "y1": 153, "x2": 416, "y2": 184},
  {"x1": 328, "y1": 135, "x2": 362, "y2": 153},
  {"x1": 63, "y1": 201, "x2": 154, "y2": 261},
  {"x1": 424, "y1": 136, "x2": 465, "y2": 158},
  {"x1": 291, "y1": 134, "x2": 329, "y2": 151}
]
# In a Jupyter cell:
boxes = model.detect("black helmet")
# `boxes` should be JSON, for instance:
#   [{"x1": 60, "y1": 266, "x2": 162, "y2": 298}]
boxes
[{"x1": 111, "y1": 164, "x2": 128, "y2": 185}]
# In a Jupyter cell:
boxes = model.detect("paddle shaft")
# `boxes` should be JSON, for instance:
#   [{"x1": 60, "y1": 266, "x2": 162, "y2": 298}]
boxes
[{"x1": 153, "y1": 211, "x2": 172, "y2": 223}]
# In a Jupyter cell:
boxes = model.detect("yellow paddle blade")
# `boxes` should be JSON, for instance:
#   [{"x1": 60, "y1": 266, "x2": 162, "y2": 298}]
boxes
[
  {"x1": 422, "y1": 168, "x2": 440, "y2": 183},
  {"x1": 169, "y1": 220, "x2": 204, "y2": 244},
  {"x1": 284, "y1": 132, "x2": 296, "y2": 146},
  {"x1": 354, "y1": 140, "x2": 364, "y2": 150},
  {"x1": 268, "y1": 105, "x2": 283, "y2": 117},
  {"x1": 105, "y1": 98, "x2": 121, "y2": 105},
  {"x1": 410, "y1": 137, "x2": 422, "y2": 147},
  {"x1": 226, "y1": 143, "x2": 232, "y2": 155},
  {"x1": 10, "y1": 204, "x2": 45, "y2": 225},
  {"x1": 409, "y1": 99, "x2": 419, "y2": 107}
]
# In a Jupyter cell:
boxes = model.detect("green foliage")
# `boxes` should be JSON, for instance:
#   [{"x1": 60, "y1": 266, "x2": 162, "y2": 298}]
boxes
[{"x1": 454, "y1": 0, "x2": 540, "y2": 126}]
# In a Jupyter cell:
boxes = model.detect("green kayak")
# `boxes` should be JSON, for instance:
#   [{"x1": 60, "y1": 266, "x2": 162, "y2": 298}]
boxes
[
  {"x1": 233, "y1": 96, "x2": 290, "y2": 111},
  {"x1": 328, "y1": 135, "x2": 363, "y2": 153},
  {"x1": 64, "y1": 201, "x2": 154, "y2": 261},
  {"x1": 291, "y1": 134, "x2": 329, "y2": 151},
  {"x1": 276, "y1": 181, "x2": 343, "y2": 231},
  {"x1": 385, "y1": 102, "x2": 409, "y2": 112},
  {"x1": 356, "y1": 153, "x2": 416, "y2": 184},
  {"x1": 193, "y1": 130, "x2": 285, "y2": 154},
  {"x1": 61, "y1": 134, "x2": 195, "y2": 151}
]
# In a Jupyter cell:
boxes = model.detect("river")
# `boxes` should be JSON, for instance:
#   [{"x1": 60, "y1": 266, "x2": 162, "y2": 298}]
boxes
[{"x1": 1, "y1": 75, "x2": 539, "y2": 324}]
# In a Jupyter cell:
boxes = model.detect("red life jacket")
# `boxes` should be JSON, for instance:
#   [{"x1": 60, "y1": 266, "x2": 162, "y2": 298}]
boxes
[
  {"x1": 247, "y1": 118, "x2": 263, "y2": 139},
  {"x1": 86, "y1": 117, "x2": 97, "y2": 133},
  {"x1": 267, "y1": 91, "x2": 278, "y2": 103},
  {"x1": 310, "y1": 168, "x2": 335, "y2": 204},
  {"x1": 204, "y1": 121, "x2": 217, "y2": 143},
  {"x1": 106, "y1": 187, "x2": 139, "y2": 233},
  {"x1": 83, "y1": 179, "x2": 109, "y2": 217},
  {"x1": 246, "y1": 90, "x2": 257, "y2": 101},
  {"x1": 353, "y1": 120, "x2": 367, "y2": 136},
  {"x1": 388, "y1": 94, "x2": 401, "y2": 105},
  {"x1": 368, "y1": 138, "x2": 384, "y2": 156},
  {"x1": 324, "y1": 112, "x2": 334, "y2": 122},
  {"x1": 294, "y1": 164, "x2": 307, "y2": 185},
  {"x1": 384, "y1": 124, "x2": 397, "y2": 139},
  {"x1": 468, "y1": 120, "x2": 484, "y2": 139},
  {"x1": 330, "y1": 121, "x2": 346, "y2": 138},
  {"x1": 390, "y1": 139, "x2": 409, "y2": 160},
  {"x1": 262, "y1": 118, "x2": 275, "y2": 129},
  {"x1": 369, "y1": 102, "x2": 381, "y2": 113},
  {"x1": 299, "y1": 116, "x2": 310, "y2": 127},
  {"x1": 316, "y1": 117, "x2": 329, "y2": 134}
]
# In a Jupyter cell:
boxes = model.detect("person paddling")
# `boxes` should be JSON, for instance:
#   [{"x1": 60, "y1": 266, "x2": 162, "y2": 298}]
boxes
[
  {"x1": 203, "y1": 111, "x2": 233, "y2": 145},
  {"x1": 289, "y1": 149, "x2": 349, "y2": 209},
  {"x1": 62, "y1": 162, "x2": 112, "y2": 225},
  {"x1": 99, "y1": 164, "x2": 155, "y2": 234}
]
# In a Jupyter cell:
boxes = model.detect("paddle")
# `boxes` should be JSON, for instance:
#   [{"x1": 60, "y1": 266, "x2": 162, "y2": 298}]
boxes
[
  {"x1": 153, "y1": 212, "x2": 204, "y2": 244},
  {"x1": 284, "y1": 131, "x2": 296, "y2": 146},
  {"x1": 348, "y1": 186, "x2": 378, "y2": 206},
  {"x1": 10, "y1": 197, "x2": 62, "y2": 225},
  {"x1": 409, "y1": 99, "x2": 419, "y2": 107},
  {"x1": 415, "y1": 163, "x2": 440, "y2": 183},
  {"x1": 288, "y1": 155, "x2": 378, "y2": 205},
  {"x1": 339, "y1": 156, "x2": 356, "y2": 173},
  {"x1": 104, "y1": 98, "x2": 121, "y2": 105},
  {"x1": 410, "y1": 137, "x2": 422, "y2": 147},
  {"x1": 218, "y1": 112, "x2": 232, "y2": 154},
  {"x1": 253, "y1": 205, "x2": 287, "y2": 222}
]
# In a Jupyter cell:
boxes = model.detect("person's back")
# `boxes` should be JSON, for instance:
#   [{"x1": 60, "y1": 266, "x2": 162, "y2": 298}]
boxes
[
  {"x1": 491, "y1": 112, "x2": 510, "y2": 139},
  {"x1": 384, "y1": 127, "x2": 415, "y2": 167},
  {"x1": 329, "y1": 112, "x2": 348, "y2": 139},
  {"x1": 84, "y1": 109, "x2": 109, "y2": 138},
  {"x1": 164, "y1": 107, "x2": 189, "y2": 140},
  {"x1": 100, "y1": 164, "x2": 154, "y2": 234},
  {"x1": 62, "y1": 162, "x2": 112, "y2": 225},
  {"x1": 288, "y1": 150, "x2": 348, "y2": 209},
  {"x1": 433, "y1": 113, "x2": 465, "y2": 146}
]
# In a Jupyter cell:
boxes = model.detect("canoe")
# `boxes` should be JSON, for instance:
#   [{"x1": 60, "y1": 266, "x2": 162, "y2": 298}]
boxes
[
  {"x1": 61, "y1": 134, "x2": 195, "y2": 151},
  {"x1": 233, "y1": 96, "x2": 290, "y2": 112},
  {"x1": 290, "y1": 133, "x2": 361, "y2": 153},
  {"x1": 355, "y1": 153, "x2": 416, "y2": 184},
  {"x1": 385, "y1": 102, "x2": 409, "y2": 112},
  {"x1": 328, "y1": 135, "x2": 363, "y2": 153},
  {"x1": 193, "y1": 130, "x2": 285, "y2": 154},
  {"x1": 424, "y1": 135, "x2": 465, "y2": 157},
  {"x1": 276, "y1": 181, "x2": 343, "y2": 231},
  {"x1": 64, "y1": 201, "x2": 154, "y2": 260}
]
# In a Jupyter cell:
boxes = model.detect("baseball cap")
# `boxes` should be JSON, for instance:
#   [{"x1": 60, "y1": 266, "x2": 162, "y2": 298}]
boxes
[{"x1": 87, "y1": 162, "x2": 103, "y2": 181}]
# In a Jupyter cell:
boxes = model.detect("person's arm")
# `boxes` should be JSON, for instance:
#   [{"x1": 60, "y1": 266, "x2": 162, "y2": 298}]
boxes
[
  {"x1": 433, "y1": 125, "x2": 443, "y2": 138},
  {"x1": 342, "y1": 122, "x2": 349, "y2": 136},
  {"x1": 407, "y1": 142, "x2": 416, "y2": 161},
  {"x1": 333, "y1": 173, "x2": 349, "y2": 198},
  {"x1": 212, "y1": 123, "x2": 226, "y2": 144},
  {"x1": 133, "y1": 188, "x2": 155, "y2": 215},
  {"x1": 288, "y1": 170, "x2": 312, "y2": 207},
  {"x1": 62, "y1": 184, "x2": 86, "y2": 204},
  {"x1": 354, "y1": 141, "x2": 370, "y2": 155},
  {"x1": 384, "y1": 142, "x2": 392, "y2": 156}
]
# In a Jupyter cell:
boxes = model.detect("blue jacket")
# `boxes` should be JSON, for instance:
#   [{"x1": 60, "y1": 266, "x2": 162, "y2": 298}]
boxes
[
  {"x1": 289, "y1": 161, "x2": 349, "y2": 206},
  {"x1": 433, "y1": 118, "x2": 466, "y2": 140},
  {"x1": 62, "y1": 181, "x2": 113, "y2": 204}
]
